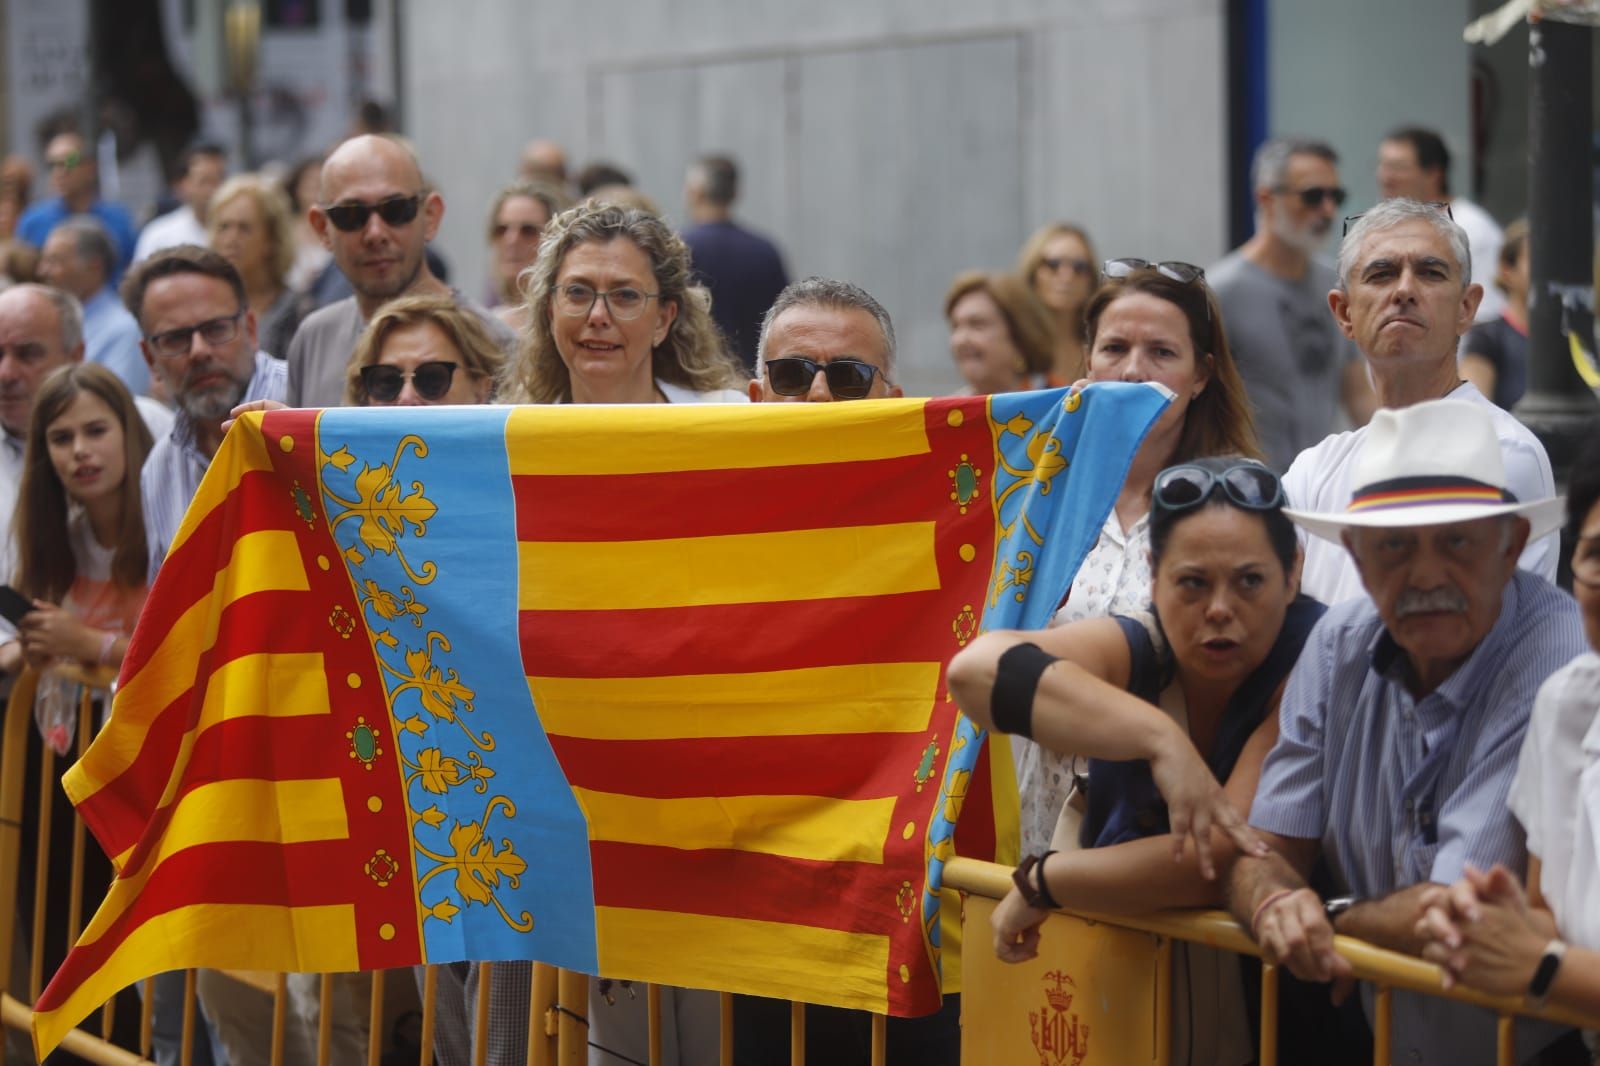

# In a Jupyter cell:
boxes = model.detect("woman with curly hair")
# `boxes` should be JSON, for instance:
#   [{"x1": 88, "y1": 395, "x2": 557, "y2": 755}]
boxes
[{"x1": 501, "y1": 199, "x2": 745, "y2": 405}]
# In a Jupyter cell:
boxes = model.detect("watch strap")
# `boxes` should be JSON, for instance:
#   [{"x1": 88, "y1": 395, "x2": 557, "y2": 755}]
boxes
[{"x1": 1526, "y1": 939, "x2": 1567, "y2": 1009}]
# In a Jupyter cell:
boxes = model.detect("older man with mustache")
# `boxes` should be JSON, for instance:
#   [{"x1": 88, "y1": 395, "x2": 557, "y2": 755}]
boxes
[
  {"x1": 1281, "y1": 197, "x2": 1556, "y2": 607},
  {"x1": 1224, "y1": 399, "x2": 1588, "y2": 1065}
]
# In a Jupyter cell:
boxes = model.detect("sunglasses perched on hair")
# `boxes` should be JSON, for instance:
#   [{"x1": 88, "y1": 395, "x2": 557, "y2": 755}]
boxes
[
  {"x1": 1154, "y1": 461, "x2": 1285, "y2": 514},
  {"x1": 359, "y1": 361, "x2": 459, "y2": 403},
  {"x1": 1102, "y1": 258, "x2": 1206, "y2": 284},
  {"x1": 1040, "y1": 256, "x2": 1092, "y2": 276},
  {"x1": 764, "y1": 356, "x2": 885, "y2": 400},
  {"x1": 1342, "y1": 200, "x2": 1453, "y2": 237},
  {"x1": 493, "y1": 221, "x2": 542, "y2": 241},
  {"x1": 322, "y1": 194, "x2": 423, "y2": 233},
  {"x1": 145, "y1": 310, "x2": 246, "y2": 359},
  {"x1": 1279, "y1": 185, "x2": 1347, "y2": 208}
]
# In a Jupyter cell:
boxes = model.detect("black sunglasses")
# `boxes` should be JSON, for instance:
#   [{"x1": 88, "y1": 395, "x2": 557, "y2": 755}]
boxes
[
  {"x1": 493, "y1": 221, "x2": 541, "y2": 241},
  {"x1": 1342, "y1": 200, "x2": 1453, "y2": 237},
  {"x1": 323, "y1": 194, "x2": 423, "y2": 233},
  {"x1": 359, "y1": 361, "x2": 458, "y2": 403},
  {"x1": 765, "y1": 356, "x2": 884, "y2": 400},
  {"x1": 1154, "y1": 462, "x2": 1285, "y2": 515},
  {"x1": 1280, "y1": 185, "x2": 1347, "y2": 209}
]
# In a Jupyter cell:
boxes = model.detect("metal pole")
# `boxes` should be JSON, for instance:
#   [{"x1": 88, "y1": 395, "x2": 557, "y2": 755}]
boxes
[{"x1": 1517, "y1": 15, "x2": 1599, "y2": 488}]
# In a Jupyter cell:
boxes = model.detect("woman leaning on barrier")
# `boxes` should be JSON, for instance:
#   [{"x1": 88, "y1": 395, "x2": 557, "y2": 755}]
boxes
[
  {"x1": 1417, "y1": 428, "x2": 1600, "y2": 1027},
  {"x1": 949, "y1": 456, "x2": 1318, "y2": 1066}
]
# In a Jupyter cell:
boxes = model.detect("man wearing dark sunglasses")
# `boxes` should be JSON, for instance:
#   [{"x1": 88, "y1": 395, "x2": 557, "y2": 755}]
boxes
[
  {"x1": 1209, "y1": 137, "x2": 1375, "y2": 473},
  {"x1": 748, "y1": 277, "x2": 901, "y2": 405},
  {"x1": 286, "y1": 135, "x2": 515, "y2": 407}
]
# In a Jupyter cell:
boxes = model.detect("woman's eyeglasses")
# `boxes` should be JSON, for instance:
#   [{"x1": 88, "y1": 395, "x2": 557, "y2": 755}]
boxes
[
  {"x1": 359, "y1": 361, "x2": 459, "y2": 403},
  {"x1": 552, "y1": 283, "x2": 659, "y2": 322},
  {"x1": 323, "y1": 194, "x2": 423, "y2": 233},
  {"x1": 1040, "y1": 256, "x2": 1092, "y2": 276},
  {"x1": 1154, "y1": 461, "x2": 1285, "y2": 514},
  {"x1": 1102, "y1": 258, "x2": 1206, "y2": 284},
  {"x1": 764, "y1": 357, "x2": 884, "y2": 400}
]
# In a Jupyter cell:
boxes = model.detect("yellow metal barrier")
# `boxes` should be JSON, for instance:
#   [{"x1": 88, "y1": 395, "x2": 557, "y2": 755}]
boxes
[{"x1": 944, "y1": 855, "x2": 1600, "y2": 1066}]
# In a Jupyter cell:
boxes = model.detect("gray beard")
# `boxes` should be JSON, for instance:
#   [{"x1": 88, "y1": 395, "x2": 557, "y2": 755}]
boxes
[{"x1": 179, "y1": 379, "x2": 248, "y2": 422}]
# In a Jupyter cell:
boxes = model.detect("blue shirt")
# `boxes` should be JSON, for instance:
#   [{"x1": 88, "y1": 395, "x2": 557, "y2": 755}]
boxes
[
  {"x1": 1251, "y1": 570, "x2": 1587, "y2": 1065},
  {"x1": 141, "y1": 352, "x2": 286, "y2": 578},
  {"x1": 15, "y1": 197, "x2": 138, "y2": 277},
  {"x1": 81, "y1": 286, "x2": 149, "y2": 396},
  {"x1": 681, "y1": 219, "x2": 789, "y2": 371}
]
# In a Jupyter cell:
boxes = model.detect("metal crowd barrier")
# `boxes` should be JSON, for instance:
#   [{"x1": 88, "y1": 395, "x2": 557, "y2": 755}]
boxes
[{"x1": 7, "y1": 663, "x2": 1593, "y2": 1066}]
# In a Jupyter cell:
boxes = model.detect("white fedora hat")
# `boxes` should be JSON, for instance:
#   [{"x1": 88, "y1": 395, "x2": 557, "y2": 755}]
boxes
[{"x1": 1283, "y1": 398, "x2": 1565, "y2": 545}]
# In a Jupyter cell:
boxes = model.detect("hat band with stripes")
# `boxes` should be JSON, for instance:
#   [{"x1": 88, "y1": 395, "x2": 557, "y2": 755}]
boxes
[{"x1": 1346, "y1": 475, "x2": 1517, "y2": 514}]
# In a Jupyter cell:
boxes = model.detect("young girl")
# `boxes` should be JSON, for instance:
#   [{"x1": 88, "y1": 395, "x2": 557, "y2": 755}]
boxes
[{"x1": 8, "y1": 362, "x2": 152, "y2": 752}]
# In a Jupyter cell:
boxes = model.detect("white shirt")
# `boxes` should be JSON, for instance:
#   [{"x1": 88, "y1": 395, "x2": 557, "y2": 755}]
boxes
[
  {"x1": 1509, "y1": 651, "x2": 1600, "y2": 952},
  {"x1": 1283, "y1": 381, "x2": 1556, "y2": 607},
  {"x1": 132, "y1": 205, "x2": 208, "y2": 263},
  {"x1": 1451, "y1": 197, "x2": 1505, "y2": 324}
]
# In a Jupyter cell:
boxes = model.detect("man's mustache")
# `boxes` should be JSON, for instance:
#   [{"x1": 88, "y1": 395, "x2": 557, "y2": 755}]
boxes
[{"x1": 1396, "y1": 587, "x2": 1469, "y2": 617}]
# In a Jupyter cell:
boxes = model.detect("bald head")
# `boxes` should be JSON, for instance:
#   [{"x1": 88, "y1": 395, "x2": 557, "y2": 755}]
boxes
[
  {"x1": 519, "y1": 139, "x2": 568, "y2": 184},
  {"x1": 319, "y1": 134, "x2": 425, "y2": 203}
]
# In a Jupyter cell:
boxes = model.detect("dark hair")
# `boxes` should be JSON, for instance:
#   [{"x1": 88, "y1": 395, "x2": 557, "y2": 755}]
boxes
[
  {"x1": 576, "y1": 162, "x2": 633, "y2": 196},
  {"x1": 1149, "y1": 457, "x2": 1298, "y2": 575},
  {"x1": 283, "y1": 154, "x2": 325, "y2": 213},
  {"x1": 695, "y1": 156, "x2": 739, "y2": 206},
  {"x1": 1384, "y1": 126, "x2": 1451, "y2": 195},
  {"x1": 1084, "y1": 268, "x2": 1262, "y2": 463},
  {"x1": 178, "y1": 140, "x2": 226, "y2": 179},
  {"x1": 1568, "y1": 424, "x2": 1600, "y2": 547},
  {"x1": 120, "y1": 244, "x2": 246, "y2": 325},
  {"x1": 14, "y1": 363, "x2": 152, "y2": 601}
]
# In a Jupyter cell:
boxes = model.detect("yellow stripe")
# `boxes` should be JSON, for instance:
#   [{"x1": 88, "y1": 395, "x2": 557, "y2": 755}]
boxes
[
  {"x1": 531, "y1": 662, "x2": 940, "y2": 739},
  {"x1": 32, "y1": 903, "x2": 357, "y2": 1058},
  {"x1": 64, "y1": 530, "x2": 312, "y2": 807},
  {"x1": 519, "y1": 522, "x2": 937, "y2": 611},
  {"x1": 505, "y1": 400, "x2": 931, "y2": 475},
  {"x1": 573, "y1": 789, "x2": 895, "y2": 864},
  {"x1": 195, "y1": 652, "x2": 332, "y2": 727},
  {"x1": 595, "y1": 907, "x2": 888, "y2": 1013},
  {"x1": 156, "y1": 778, "x2": 349, "y2": 862},
  {"x1": 166, "y1": 412, "x2": 277, "y2": 558}
]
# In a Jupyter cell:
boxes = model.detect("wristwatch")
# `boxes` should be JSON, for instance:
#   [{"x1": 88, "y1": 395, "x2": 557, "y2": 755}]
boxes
[
  {"x1": 1526, "y1": 939, "x2": 1567, "y2": 1010},
  {"x1": 1012, "y1": 852, "x2": 1061, "y2": 910},
  {"x1": 1323, "y1": 896, "x2": 1358, "y2": 922}
]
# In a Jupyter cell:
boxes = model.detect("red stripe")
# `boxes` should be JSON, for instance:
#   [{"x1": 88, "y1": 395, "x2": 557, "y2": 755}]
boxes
[
  {"x1": 546, "y1": 730, "x2": 947, "y2": 799},
  {"x1": 591, "y1": 841, "x2": 919, "y2": 935},
  {"x1": 36, "y1": 837, "x2": 421, "y2": 1012},
  {"x1": 514, "y1": 455, "x2": 945, "y2": 542}
]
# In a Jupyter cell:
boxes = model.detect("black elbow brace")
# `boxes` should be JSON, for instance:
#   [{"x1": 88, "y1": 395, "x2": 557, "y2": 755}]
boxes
[{"x1": 989, "y1": 642, "x2": 1058, "y2": 738}]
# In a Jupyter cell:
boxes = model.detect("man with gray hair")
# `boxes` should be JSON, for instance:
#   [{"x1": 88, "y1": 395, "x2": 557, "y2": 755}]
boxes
[
  {"x1": 1282, "y1": 197, "x2": 1556, "y2": 605},
  {"x1": 1208, "y1": 137, "x2": 1374, "y2": 471},
  {"x1": 37, "y1": 216, "x2": 149, "y2": 395},
  {"x1": 749, "y1": 276, "x2": 901, "y2": 403}
]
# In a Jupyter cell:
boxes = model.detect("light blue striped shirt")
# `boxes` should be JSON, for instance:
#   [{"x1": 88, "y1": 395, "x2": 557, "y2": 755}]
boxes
[
  {"x1": 141, "y1": 352, "x2": 286, "y2": 579},
  {"x1": 1252, "y1": 569, "x2": 1587, "y2": 1064}
]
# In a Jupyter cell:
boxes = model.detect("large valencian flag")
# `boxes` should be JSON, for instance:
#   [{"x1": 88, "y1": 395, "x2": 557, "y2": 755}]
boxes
[{"x1": 33, "y1": 383, "x2": 1167, "y2": 1055}]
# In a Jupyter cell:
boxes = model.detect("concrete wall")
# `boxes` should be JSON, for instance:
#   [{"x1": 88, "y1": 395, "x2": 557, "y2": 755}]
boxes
[{"x1": 402, "y1": 0, "x2": 1229, "y2": 396}]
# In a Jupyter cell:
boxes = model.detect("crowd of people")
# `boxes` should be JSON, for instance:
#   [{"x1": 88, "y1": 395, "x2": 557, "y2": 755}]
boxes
[{"x1": 0, "y1": 112, "x2": 1596, "y2": 1066}]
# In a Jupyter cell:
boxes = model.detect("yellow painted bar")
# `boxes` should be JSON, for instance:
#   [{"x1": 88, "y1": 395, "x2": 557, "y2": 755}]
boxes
[
  {"x1": 556, "y1": 967, "x2": 587, "y2": 1066},
  {"x1": 647, "y1": 984, "x2": 662, "y2": 1066},
  {"x1": 573, "y1": 789, "x2": 894, "y2": 864},
  {"x1": 66, "y1": 530, "x2": 311, "y2": 805},
  {"x1": 1373, "y1": 984, "x2": 1391, "y2": 1066},
  {"x1": 505, "y1": 400, "x2": 932, "y2": 476},
  {"x1": 532, "y1": 662, "x2": 940, "y2": 740},
  {"x1": 1259, "y1": 961, "x2": 1278, "y2": 1066},
  {"x1": 167, "y1": 413, "x2": 277, "y2": 558},
  {"x1": 595, "y1": 909, "x2": 889, "y2": 1014},
  {"x1": 789, "y1": 1001, "x2": 804, "y2": 1065},
  {"x1": 157, "y1": 779, "x2": 349, "y2": 862},
  {"x1": 720, "y1": 992, "x2": 734, "y2": 1066},
  {"x1": 870, "y1": 1013, "x2": 886, "y2": 1066},
  {"x1": 519, "y1": 522, "x2": 938, "y2": 611},
  {"x1": 1497, "y1": 1014, "x2": 1515, "y2": 1066}
]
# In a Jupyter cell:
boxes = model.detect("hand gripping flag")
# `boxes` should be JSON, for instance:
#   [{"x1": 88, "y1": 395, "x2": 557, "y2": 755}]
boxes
[{"x1": 34, "y1": 383, "x2": 1168, "y2": 1055}]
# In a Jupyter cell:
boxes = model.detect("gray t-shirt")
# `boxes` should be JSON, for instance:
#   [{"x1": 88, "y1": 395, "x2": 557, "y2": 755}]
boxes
[
  {"x1": 286, "y1": 291, "x2": 518, "y2": 407},
  {"x1": 1207, "y1": 251, "x2": 1359, "y2": 472}
]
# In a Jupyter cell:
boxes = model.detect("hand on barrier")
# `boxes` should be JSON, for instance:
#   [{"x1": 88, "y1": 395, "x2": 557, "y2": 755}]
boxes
[
  {"x1": 223, "y1": 398, "x2": 288, "y2": 435},
  {"x1": 992, "y1": 885, "x2": 1050, "y2": 963},
  {"x1": 1148, "y1": 728, "x2": 1270, "y2": 880},
  {"x1": 19, "y1": 599, "x2": 98, "y2": 669},
  {"x1": 1416, "y1": 863, "x2": 1544, "y2": 994},
  {"x1": 1253, "y1": 887, "x2": 1352, "y2": 984}
]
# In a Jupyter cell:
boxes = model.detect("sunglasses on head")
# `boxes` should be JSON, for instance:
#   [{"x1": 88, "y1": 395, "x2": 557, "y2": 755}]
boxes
[
  {"x1": 1041, "y1": 256, "x2": 1092, "y2": 276},
  {"x1": 493, "y1": 221, "x2": 541, "y2": 241},
  {"x1": 358, "y1": 361, "x2": 459, "y2": 403},
  {"x1": 323, "y1": 194, "x2": 423, "y2": 233},
  {"x1": 764, "y1": 356, "x2": 884, "y2": 400},
  {"x1": 1102, "y1": 258, "x2": 1206, "y2": 284},
  {"x1": 1342, "y1": 200, "x2": 1453, "y2": 237},
  {"x1": 1278, "y1": 185, "x2": 1347, "y2": 209},
  {"x1": 1154, "y1": 461, "x2": 1285, "y2": 515}
]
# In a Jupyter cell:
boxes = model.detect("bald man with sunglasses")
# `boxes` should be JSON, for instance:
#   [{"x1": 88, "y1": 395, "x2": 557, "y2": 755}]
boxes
[
  {"x1": 285, "y1": 134, "x2": 515, "y2": 407},
  {"x1": 1209, "y1": 137, "x2": 1376, "y2": 472}
]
